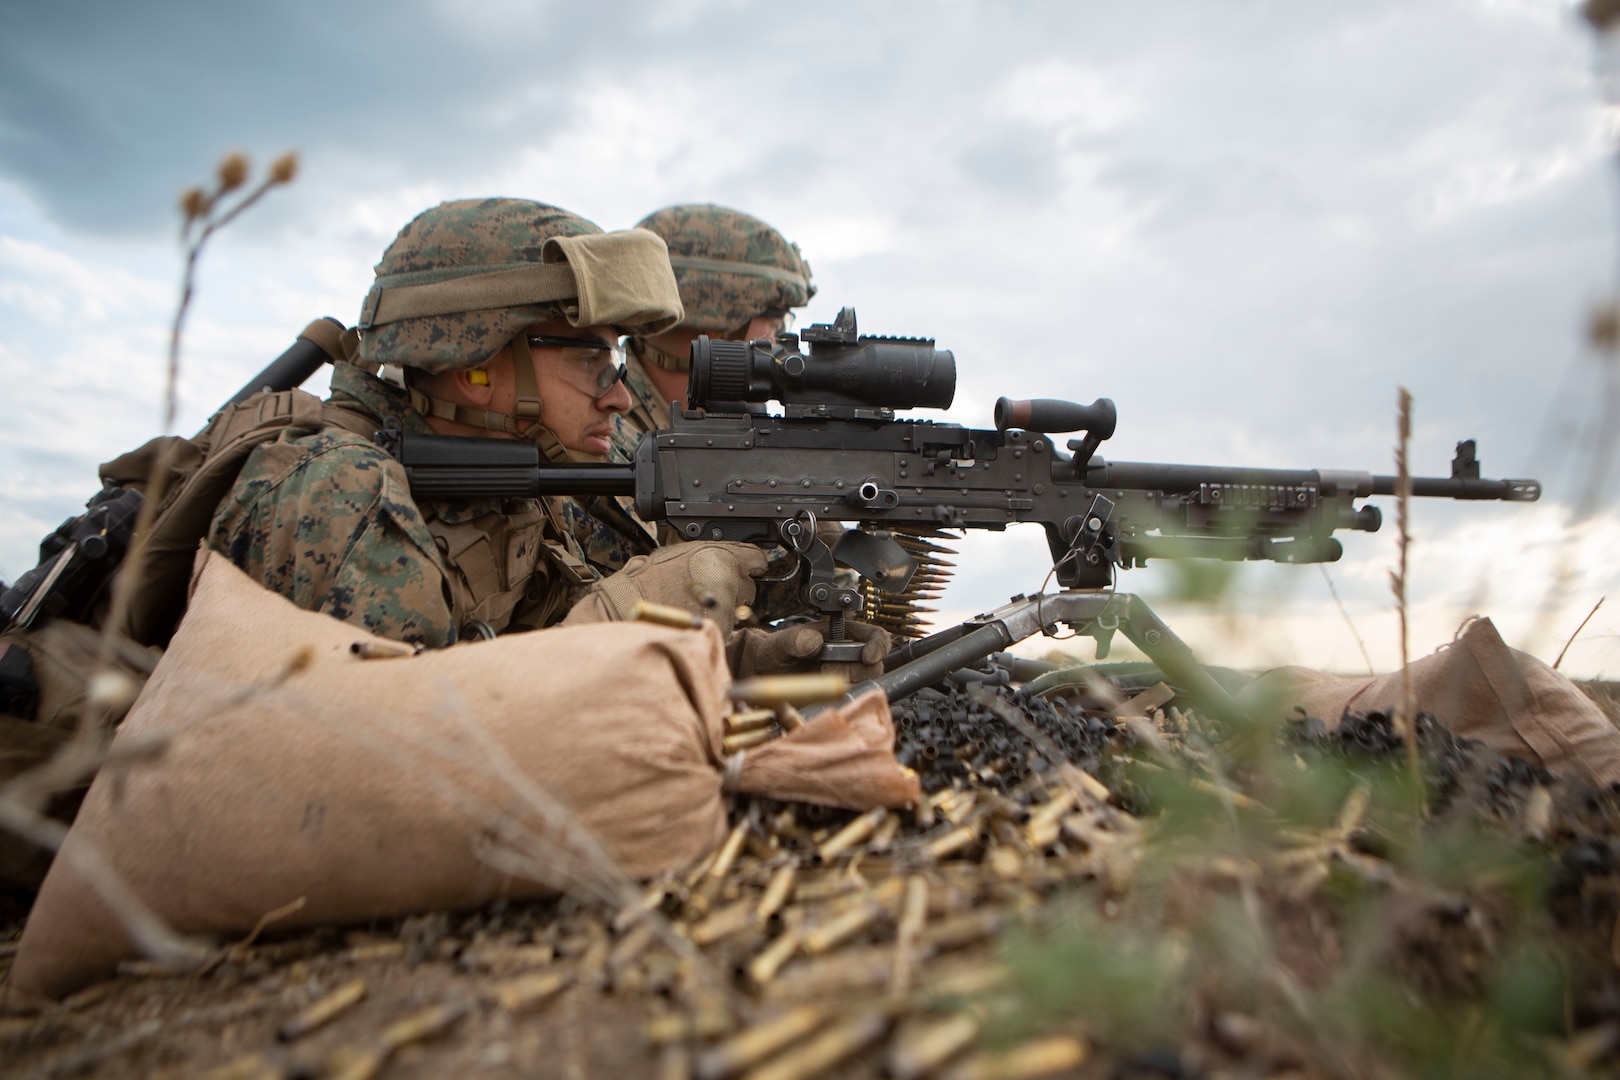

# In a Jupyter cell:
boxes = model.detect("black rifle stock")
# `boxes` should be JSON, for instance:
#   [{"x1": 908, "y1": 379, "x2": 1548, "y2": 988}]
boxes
[{"x1": 387, "y1": 308, "x2": 1542, "y2": 718}]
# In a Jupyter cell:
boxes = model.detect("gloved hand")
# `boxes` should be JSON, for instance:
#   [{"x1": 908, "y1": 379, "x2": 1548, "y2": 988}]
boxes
[
  {"x1": 726, "y1": 619, "x2": 892, "y2": 684},
  {"x1": 561, "y1": 542, "x2": 768, "y2": 635}
]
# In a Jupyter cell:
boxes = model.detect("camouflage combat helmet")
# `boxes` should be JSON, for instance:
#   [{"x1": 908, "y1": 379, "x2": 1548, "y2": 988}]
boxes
[
  {"x1": 635, "y1": 204, "x2": 814, "y2": 337},
  {"x1": 358, "y1": 197, "x2": 682, "y2": 373}
]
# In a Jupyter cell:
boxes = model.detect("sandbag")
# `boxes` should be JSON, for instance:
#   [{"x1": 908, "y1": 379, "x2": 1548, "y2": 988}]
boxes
[
  {"x1": 9, "y1": 552, "x2": 917, "y2": 999},
  {"x1": 1240, "y1": 618, "x2": 1620, "y2": 785}
]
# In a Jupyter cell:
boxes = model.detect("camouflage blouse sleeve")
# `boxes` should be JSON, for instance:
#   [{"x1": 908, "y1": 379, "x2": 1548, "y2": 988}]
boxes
[{"x1": 207, "y1": 430, "x2": 457, "y2": 648}]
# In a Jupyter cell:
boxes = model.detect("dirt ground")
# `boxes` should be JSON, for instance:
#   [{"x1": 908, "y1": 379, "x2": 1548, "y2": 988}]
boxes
[{"x1": 4, "y1": 675, "x2": 1620, "y2": 1079}]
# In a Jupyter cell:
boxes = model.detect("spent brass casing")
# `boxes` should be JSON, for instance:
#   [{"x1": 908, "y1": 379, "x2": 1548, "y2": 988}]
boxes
[
  {"x1": 891, "y1": 875, "x2": 930, "y2": 995},
  {"x1": 711, "y1": 822, "x2": 750, "y2": 879},
  {"x1": 742, "y1": 1013, "x2": 888, "y2": 1080},
  {"x1": 278, "y1": 978, "x2": 366, "y2": 1041},
  {"x1": 870, "y1": 813, "x2": 903, "y2": 853},
  {"x1": 729, "y1": 674, "x2": 849, "y2": 706},
  {"x1": 1025, "y1": 790, "x2": 1078, "y2": 836},
  {"x1": 776, "y1": 704, "x2": 807, "y2": 732},
  {"x1": 888, "y1": 1013, "x2": 981, "y2": 1080},
  {"x1": 756, "y1": 863, "x2": 799, "y2": 924},
  {"x1": 745, "y1": 927, "x2": 803, "y2": 987},
  {"x1": 695, "y1": 1005, "x2": 826, "y2": 1080},
  {"x1": 691, "y1": 898, "x2": 756, "y2": 946},
  {"x1": 615, "y1": 880, "x2": 672, "y2": 933},
  {"x1": 645, "y1": 1004, "x2": 736, "y2": 1044},
  {"x1": 659, "y1": 1044, "x2": 693, "y2": 1080},
  {"x1": 923, "y1": 826, "x2": 981, "y2": 862},
  {"x1": 802, "y1": 903, "x2": 884, "y2": 956},
  {"x1": 488, "y1": 970, "x2": 571, "y2": 1013},
  {"x1": 923, "y1": 911, "x2": 1004, "y2": 952},
  {"x1": 349, "y1": 640, "x2": 418, "y2": 660},
  {"x1": 726, "y1": 708, "x2": 778, "y2": 734},
  {"x1": 816, "y1": 808, "x2": 888, "y2": 862},
  {"x1": 578, "y1": 933, "x2": 611, "y2": 990},
  {"x1": 723, "y1": 726, "x2": 782, "y2": 754},
  {"x1": 608, "y1": 921, "x2": 658, "y2": 972},
  {"x1": 941, "y1": 1036, "x2": 1087, "y2": 1080},
  {"x1": 631, "y1": 599, "x2": 706, "y2": 630}
]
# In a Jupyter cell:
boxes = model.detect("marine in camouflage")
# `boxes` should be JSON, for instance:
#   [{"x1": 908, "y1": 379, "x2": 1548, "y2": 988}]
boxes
[
  {"x1": 210, "y1": 352, "x2": 598, "y2": 647},
  {"x1": 636, "y1": 204, "x2": 814, "y2": 333},
  {"x1": 573, "y1": 206, "x2": 817, "y2": 577}
]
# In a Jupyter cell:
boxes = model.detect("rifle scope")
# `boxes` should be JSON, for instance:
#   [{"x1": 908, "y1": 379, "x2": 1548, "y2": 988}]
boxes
[{"x1": 688, "y1": 308, "x2": 955, "y2": 412}]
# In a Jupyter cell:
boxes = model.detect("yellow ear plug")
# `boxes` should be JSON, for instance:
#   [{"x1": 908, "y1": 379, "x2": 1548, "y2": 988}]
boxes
[{"x1": 467, "y1": 369, "x2": 489, "y2": 386}]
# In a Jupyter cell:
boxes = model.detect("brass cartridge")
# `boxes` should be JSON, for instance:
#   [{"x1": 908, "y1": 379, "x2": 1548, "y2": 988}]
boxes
[
  {"x1": 816, "y1": 808, "x2": 889, "y2": 862},
  {"x1": 887, "y1": 1012, "x2": 981, "y2": 1080},
  {"x1": 729, "y1": 674, "x2": 849, "y2": 706},
  {"x1": 278, "y1": 978, "x2": 366, "y2": 1041},
  {"x1": 695, "y1": 1005, "x2": 826, "y2": 1080},
  {"x1": 742, "y1": 1013, "x2": 887, "y2": 1080}
]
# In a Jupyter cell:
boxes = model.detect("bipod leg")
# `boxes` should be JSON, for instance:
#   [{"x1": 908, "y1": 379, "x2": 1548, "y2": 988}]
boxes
[{"x1": 1114, "y1": 594, "x2": 1248, "y2": 727}]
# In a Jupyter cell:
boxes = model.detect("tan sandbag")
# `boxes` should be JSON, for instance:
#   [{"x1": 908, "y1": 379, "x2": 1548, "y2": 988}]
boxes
[
  {"x1": 1240, "y1": 618, "x2": 1620, "y2": 785},
  {"x1": 9, "y1": 552, "x2": 734, "y2": 998},
  {"x1": 727, "y1": 688, "x2": 921, "y2": 809},
  {"x1": 9, "y1": 552, "x2": 920, "y2": 999}
]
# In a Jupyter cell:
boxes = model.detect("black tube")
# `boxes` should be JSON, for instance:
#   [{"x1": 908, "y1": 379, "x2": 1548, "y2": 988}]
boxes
[
  {"x1": 1370, "y1": 475, "x2": 1541, "y2": 501},
  {"x1": 224, "y1": 321, "x2": 342, "y2": 407}
]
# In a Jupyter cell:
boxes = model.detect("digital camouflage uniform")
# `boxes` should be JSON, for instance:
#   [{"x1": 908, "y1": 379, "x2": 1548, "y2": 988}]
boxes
[
  {"x1": 212, "y1": 197, "x2": 684, "y2": 646},
  {"x1": 572, "y1": 205, "x2": 815, "y2": 576},
  {"x1": 209, "y1": 364, "x2": 597, "y2": 647}
]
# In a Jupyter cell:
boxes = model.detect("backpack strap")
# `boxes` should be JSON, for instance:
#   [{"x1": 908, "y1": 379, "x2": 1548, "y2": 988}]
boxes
[{"x1": 109, "y1": 388, "x2": 377, "y2": 647}]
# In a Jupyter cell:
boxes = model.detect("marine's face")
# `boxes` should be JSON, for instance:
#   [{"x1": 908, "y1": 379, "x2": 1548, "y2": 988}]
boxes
[
  {"x1": 478, "y1": 319, "x2": 630, "y2": 455},
  {"x1": 528, "y1": 320, "x2": 631, "y2": 457}
]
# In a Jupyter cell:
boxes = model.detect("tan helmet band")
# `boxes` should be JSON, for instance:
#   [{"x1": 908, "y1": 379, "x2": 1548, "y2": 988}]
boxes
[
  {"x1": 360, "y1": 228, "x2": 683, "y2": 338},
  {"x1": 363, "y1": 262, "x2": 577, "y2": 328},
  {"x1": 668, "y1": 254, "x2": 810, "y2": 289}
]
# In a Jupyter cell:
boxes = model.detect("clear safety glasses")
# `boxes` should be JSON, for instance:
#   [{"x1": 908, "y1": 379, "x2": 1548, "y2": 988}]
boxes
[{"x1": 526, "y1": 334, "x2": 628, "y2": 399}]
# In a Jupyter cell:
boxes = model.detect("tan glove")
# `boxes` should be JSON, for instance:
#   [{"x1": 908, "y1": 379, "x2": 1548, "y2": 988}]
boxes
[
  {"x1": 561, "y1": 542, "x2": 768, "y2": 635},
  {"x1": 726, "y1": 619, "x2": 892, "y2": 683}
]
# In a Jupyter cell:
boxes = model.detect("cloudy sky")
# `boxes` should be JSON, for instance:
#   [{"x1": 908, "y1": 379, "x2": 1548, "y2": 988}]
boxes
[{"x1": 2, "y1": 0, "x2": 1618, "y2": 676}]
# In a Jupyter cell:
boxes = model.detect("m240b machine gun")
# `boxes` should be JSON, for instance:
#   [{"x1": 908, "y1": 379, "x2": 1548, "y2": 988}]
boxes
[{"x1": 386, "y1": 308, "x2": 1541, "y2": 721}]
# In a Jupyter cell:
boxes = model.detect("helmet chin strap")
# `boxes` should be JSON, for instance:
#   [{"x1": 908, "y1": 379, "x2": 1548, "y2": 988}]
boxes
[{"x1": 406, "y1": 335, "x2": 601, "y2": 464}]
